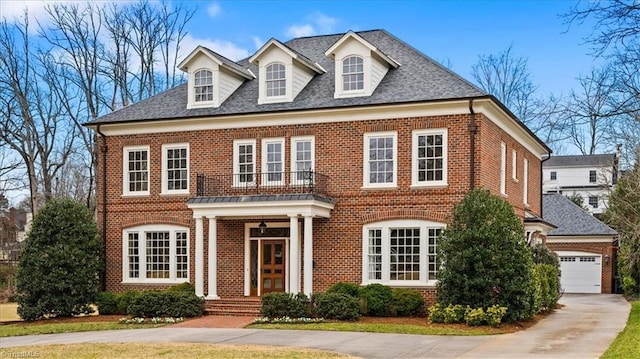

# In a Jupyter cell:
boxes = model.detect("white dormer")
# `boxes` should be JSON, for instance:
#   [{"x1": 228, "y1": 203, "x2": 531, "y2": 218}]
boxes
[
  {"x1": 325, "y1": 31, "x2": 400, "y2": 99},
  {"x1": 179, "y1": 46, "x2": 254, "y2": 109},
  {"x1": 250, "y1": 39, "x2": 325, "y2": 104}
]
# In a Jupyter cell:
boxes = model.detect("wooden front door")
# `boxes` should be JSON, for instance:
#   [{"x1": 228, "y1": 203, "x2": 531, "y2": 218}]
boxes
[{"x1": 261, "y1": 240, "x2": 286, "y2": 294}]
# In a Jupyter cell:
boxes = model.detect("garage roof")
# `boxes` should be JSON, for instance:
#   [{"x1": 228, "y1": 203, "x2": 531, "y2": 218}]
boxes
[{"x1": 543, "y1": 194, "x2": 617, "y2": 236}]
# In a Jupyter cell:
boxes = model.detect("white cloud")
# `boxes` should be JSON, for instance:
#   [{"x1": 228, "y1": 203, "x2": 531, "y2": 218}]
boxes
[
  {"x1": 178, "y1": 34, "x2": 250, "y2": 62},
  {"x1": 206, "y1": 2, "x2": 221, "y2": 18},
  {"x1": 285, "y1": 24, "x2": 316, "y2": 38},
  {"x1": 313, "y1": 13, "x2": 337, "y2": 33},
  {"x1": 251, "y1": 36, "x2": 264, "y2": 50},
  {"x1": 1, "y1": 0, "x2": 60, "y2": 33}
]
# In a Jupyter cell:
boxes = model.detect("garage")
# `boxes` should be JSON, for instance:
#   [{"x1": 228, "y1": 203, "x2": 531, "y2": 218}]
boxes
[{"x1": 557, "y1": 251, "x2": 602, "y2": 294}]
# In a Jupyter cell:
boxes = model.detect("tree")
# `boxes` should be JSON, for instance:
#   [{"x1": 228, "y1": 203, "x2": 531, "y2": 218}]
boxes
[
  {"x1": 566, "y1": 192, "x2": 588, "y2": 210},
  {"x1": 603, "y1": 166, "x2": 640, "y2": 296},
  {"x1": 16, "y1": 198, "x2": 102, "y2": 320},
  {"x1": 437, "y1": 188, "x2": 536, "y2": 322}
]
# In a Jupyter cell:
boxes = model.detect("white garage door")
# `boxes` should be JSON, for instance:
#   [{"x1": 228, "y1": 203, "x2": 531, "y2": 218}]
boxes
[{"x1": 557, "y1": 251, "x2": 601, "y2": 294}]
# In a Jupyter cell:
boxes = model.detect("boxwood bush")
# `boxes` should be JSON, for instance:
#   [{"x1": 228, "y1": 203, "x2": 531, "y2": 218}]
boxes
[
  {"x1": 359, "y1": 283, "x2": 393, "y2": 316},
  {"x1": 326, "y1": 282, "x2": 360, "y2": 298},
  {"x1": 315, "y1": 292, "x2": 360, "y2": 321},
  {"x1": 127, "y1": 290, "x2": 204, "y2": 318},
  {"x1": 260, "y1": 292, "x2": 314, "y2": 318},
  {"x1": 96, "y1": 292, "x2": 119, "y2": 315},
  {"x1": 117, "y1": 290, "x2": 142, "y2": 315},
  {"x1": 390, "y1": 288, "x2": 425, "y2": 316}
]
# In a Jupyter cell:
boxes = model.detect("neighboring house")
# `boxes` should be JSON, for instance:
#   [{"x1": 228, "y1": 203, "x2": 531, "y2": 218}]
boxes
[
  {"x1": 85, "y1": 30, "x2": 550, "y2": 305},
  {"x1": 543, "y1": 194, "x2": 618, "y2": 294},
  {"x1": 0, "y1": 208, "x2": 29, "y2": 262},
  {"x1": 542, "y1": 152, "x2": 620, "y2": 215}
]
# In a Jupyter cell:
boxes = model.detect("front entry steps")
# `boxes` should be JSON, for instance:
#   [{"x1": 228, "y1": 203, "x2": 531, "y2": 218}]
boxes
[{"x1": 205, "y1": 297, "x2": 261, "y2": 316}]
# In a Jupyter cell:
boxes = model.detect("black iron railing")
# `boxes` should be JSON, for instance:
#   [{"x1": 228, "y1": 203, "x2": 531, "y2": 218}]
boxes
[{"x1": 196, "y1": 171, "x2": 328, "y2": 197}]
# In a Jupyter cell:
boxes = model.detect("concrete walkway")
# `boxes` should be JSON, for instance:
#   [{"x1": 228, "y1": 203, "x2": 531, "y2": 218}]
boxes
[{"x1": 0, "y1": 294, "x2": 630, "y2": 359}]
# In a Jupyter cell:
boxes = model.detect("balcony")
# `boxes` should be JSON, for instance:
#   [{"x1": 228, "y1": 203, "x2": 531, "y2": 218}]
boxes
[{"x1": 196, "y1": 171, "x2": 329, "y2": 197}]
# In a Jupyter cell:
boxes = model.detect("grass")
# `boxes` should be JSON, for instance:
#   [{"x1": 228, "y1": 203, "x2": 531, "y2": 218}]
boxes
[
  {"x1": 600, "y1": 300, "x2": 639, "y2": 359},
  {"x1": 0, "y1": 343, "x2": 355, "y2": 359},
  {"x1": 0, "y1": 322, "x2": 165, "y2": 337},
  {"x1": 0, "y1": 302, "x2": 20, "y2": 322},
  {"x1": 248, "y1": 322, "x2": 505, "y2": 335}
]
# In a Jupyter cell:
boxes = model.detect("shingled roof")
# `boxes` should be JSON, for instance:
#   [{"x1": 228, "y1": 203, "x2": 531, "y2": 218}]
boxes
[
  {"x1": 87, "y1": 29, "x2": 487, "y2": 125},
  {"x1": 543, "y1": 154, "x2": 616, "y2": 168},
  {"x1": 542, "y1": 194, "x2": 617, "y2": 236}
]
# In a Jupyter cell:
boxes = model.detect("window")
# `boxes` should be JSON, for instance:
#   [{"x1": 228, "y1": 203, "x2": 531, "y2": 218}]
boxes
[
  {"x1": 123, "y1": 225, "x2": 189, "y2": 283},
  {"x1": 162, "y1": 144, "x2": 189, "y2": 194},
  {"x1": 560, "y1": 257, "x2": 576, "y2": 262},
  {"x1": 266, "y1": 63, "x2": 286, "y2": 97},
  {"x1": 123, "y1": 146, "x2": 149, "y2": 196},
  {"x1": 364, "y1": 132, "x2": 397, "y2": 188},
  {"x1": 589, "y1": 196, "x2": 599, "y2": 208},
  {"x1": 194, "y1": 69, "x2": 213, "y2": 102},
  {"x1": 234, "y1": 140, "x2": 256, "y2": 186},
  {"x1": 589, "y1": 170, "x2": 597, "y2": 183},
  {"x1": 550, "y1": 171, "x2": 557, "y2": 180},
  {"x1": 291, "y1": 136, "x2": 314, "y2": 184},
  {"x1": 500, "y1": 142, "x2": 507, "y2": 195},
  {"x1": 262, "y1": 138, "x2": 284, "y2": 185},
  {"x1": 512, "y1": 149, "x2": 517, "y2": 180},
  {"x1": 343, "y1": 56, "x2": 364, "y2": 91},
  {"x1": 523, "y1": 158, "x2": 529, "y2": 205},
  {"x1": 412, "y1": 129, "x2": 447, "y2": 186},
  {"x1": 363, "y1": 220, "x2": 444, "y2": 285}
]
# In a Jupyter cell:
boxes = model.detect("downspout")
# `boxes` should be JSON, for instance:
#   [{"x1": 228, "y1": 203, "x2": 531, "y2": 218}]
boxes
[
  {"x1": 468, "y1": 99, "x2": 477, "y2": 190},
  {"x1": 540, "y1": 153, "x2": 552, "y2": 220},
  {"x1": 96, "y1": 124, "x2": 108, "y2": 292}
]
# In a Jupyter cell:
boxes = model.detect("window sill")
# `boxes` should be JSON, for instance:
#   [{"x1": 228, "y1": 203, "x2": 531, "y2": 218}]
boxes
[
  {"x1": 122, "y1": 193, "x2": 150, "y2": 198},
  {"x1": 160, "y1": 191, "x2": 190, "y2": 197},
  {"x1": 361, "y1": 185, "x2": 398, "y2": 191},
  {"x1": 361, "y1": 281, "x2": 437, "y2": 287},
  {"x1": 122, "y1": 279, "x2": 190, "y2": 284},
  {"x1": 410, "y1": 183, "x2": 448, "y2": 190}
]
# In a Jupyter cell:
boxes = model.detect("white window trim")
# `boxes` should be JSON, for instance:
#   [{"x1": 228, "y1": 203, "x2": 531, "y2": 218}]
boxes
[
  {"x1": 233, "y1": 139, "x2": 257, "y2": 187},
  {"x1": 500, "y1": 142, "x2": 507, "y2": 195},
  {"x1": 361, "y1": 219, "x2": 445, "y2": 287},
  {"x1": 261, "y1": 137, "x2": 285, "y2": 186},
  {"x1": 290, "y1": 136, "x2": 315, "y2": 185},
  {"x1": 122, "y1": 145, "x2": 150, "y2": 197},
  {"x1": 411, "y1": 128, "x2": 448, "y2": 188},
  {"x1": 161, "y1": 143, "x2": 190, "y2": 195},
  {"x1": 122, "y1": 224, "x2": 190, "y2": 284},
  {"x1": 512, "y1": 149, "x2": 518, "y2": 181},
  {"x1": 363, "y1": 131, "x2": 397, "y2": 189},
  {"x1": 523, "y1": 158, "x2": 529, "y2": 206},
  {"x1": 336, "y1": 54, "x2": 369, "y2": 98},
  {"x1": 265, "y1": 62, "x2": 287, "y2": 99},
  {"x1": 187, "y1": 67, "x2": 217, "y2": 109}
]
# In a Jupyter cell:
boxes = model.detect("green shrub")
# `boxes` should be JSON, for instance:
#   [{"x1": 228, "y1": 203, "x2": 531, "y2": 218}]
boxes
[
  {"x1": 444, "y1": 304, "x2": 467, "y2": 323},
  {"x1": 117, "y1": 290, "x2": 142, "y2": 314},
  {"x1": 622, "y1": 276, "x2": 637, "y2": 296},
  {"x1": 533, "y1": 264, "x2": 560, "y2": 312},
  {"x1": 167, "y1": 282, "x2": 196, "y2": 294},
  {"x1": 389, "y1": 288, "x2": 424, "y2": 317},
  {"x1": 16, "y1": 198, "x2": 102, "y2": 321},
  {"x1": 326, "y1": 282, "x2": 360, "y2": 298},
  {"x1": 485, "y1": 305, "x2": 507, "y2": 327},
  {"x1": 464, "y1": 307, "x2": 485, "y2": 326},
  {"x1": 96, "y1": 292, "x2": 119, "y2": 315},
  {"x1": 315, "y1": 292, "x2": 361, "y2": 321},
  {"x1": 359, "y1": 283, "x2": 393, "y2": 316},
  {"x1": 436, "y1": 189, "x2": 536, "y2": 322},
  {"x1": 260, "y1": 292, "x2": 313, "y2": 318},
  {"x1": 127, "y1": 290, "x2": 204, "y2": 318},
  {"x1": 428, "y1": 303, "x2": 446, "y2": 323},
  {"x1": 531, "y1": 244, "x2": 560, "y2": 267}
]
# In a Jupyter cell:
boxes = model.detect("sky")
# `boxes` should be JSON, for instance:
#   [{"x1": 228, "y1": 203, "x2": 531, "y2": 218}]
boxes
[{"x1": 1, "y1": 0, "x2": 598, "y2": 97}]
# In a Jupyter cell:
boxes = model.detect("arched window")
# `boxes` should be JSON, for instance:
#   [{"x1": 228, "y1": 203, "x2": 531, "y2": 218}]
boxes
[
  {"x1": 266, "y1": 63, "x2": 286, "y2": 97},
  {"x1": 342, "y1": 56, "x2": 364, "y2": 91},
  {"x1": 194, "y1": 69, "x2": 213, "y2": 102}
]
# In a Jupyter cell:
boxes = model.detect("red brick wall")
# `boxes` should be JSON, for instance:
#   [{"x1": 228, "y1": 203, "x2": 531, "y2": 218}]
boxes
[
  {"x1": 545, "y1": 241, "x2": 616, "y2": 294},
  {"x1": 96, "y1": 112, "x2": 543, "y2": 304}
]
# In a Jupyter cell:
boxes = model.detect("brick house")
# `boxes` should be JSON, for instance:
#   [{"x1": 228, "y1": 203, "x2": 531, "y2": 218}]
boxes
[
  {"x1": 86, "y1": 30, "x2": 550, "y2": 308},
  {"x1": 542, "y1": 194, "x2": 618, "y2": 293}
]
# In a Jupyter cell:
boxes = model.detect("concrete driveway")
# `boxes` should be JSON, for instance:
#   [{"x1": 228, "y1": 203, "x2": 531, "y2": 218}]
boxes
[{"x1": 0, "y1": 294, "x2": 629, "y2": 359}]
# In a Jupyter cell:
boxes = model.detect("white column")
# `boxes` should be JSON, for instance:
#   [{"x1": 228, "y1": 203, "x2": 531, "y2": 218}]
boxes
[
  {"x1": 289, "y1": 214, "x2": 300, "y2": 294},
  {"x1": 206, "y1": 216, "x2": 219, "y2": 299},
  {"x1": 194, "y1": 216, "x2": 204, "y2": 297},
  {"x1": 303, "y1": 215, "x2": 313, "y2": 296}
]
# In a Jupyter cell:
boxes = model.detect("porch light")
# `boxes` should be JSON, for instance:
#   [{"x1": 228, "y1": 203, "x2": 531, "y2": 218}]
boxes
[
  {"x1": 259, "y1": 219, "x2": 267, "y2": 234},
  {"x1": 605, "y1": 254, "x2": 610, "y2": 265}
]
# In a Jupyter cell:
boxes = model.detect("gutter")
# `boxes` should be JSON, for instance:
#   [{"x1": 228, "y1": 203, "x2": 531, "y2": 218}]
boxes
[
  {"x1": 468, "y1": 99, "x2": 477, "y2": 190},
  {"x1": 96, "y1": 124, "x2": 108, "y2": 292}
]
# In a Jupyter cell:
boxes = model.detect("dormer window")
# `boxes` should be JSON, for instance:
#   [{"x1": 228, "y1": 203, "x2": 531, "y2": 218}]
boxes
[
  {"x1": 266, "y1": 63, "x2": 286, "y2": 97},
  {"x1": 343, "y1": 56, "x2": 364, "y2": 91},
  {"x1": 194, "y1": 69, "x2": 213, "y2": 102}
]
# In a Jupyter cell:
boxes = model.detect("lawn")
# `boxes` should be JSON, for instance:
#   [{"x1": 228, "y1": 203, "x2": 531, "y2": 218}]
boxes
[
  {"x1": 0, "y1": 302, "x2": 20, "y2": 322},
  {"x1": 248, "y1": 322, "x2": 506, "y2": 335},
  {"x1": 0, "y1": 321, "x2": 164, "y2": 337},
  {"x1": 0, "y1": 343, "x2": 354, "y2": 359},
  {"x1": 600, "y1": 300, "x2": 639, "y2": 359}
]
